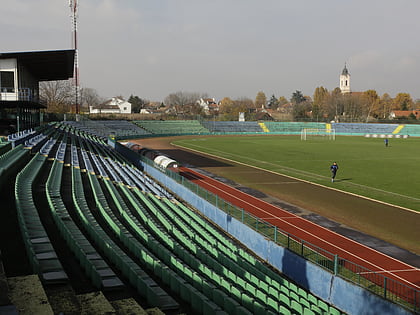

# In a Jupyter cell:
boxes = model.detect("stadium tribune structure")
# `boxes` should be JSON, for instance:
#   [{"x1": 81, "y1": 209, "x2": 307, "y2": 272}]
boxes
[{"x1": 0, "y1": 49, "x2": 75, "y2": 135}]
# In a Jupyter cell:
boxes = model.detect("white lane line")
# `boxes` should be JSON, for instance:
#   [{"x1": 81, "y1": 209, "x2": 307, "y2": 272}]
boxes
[
  {"x1": 359, "y1": 268, "x2": 419, "y2": 276},
  {"x1": 184, "y1": 168, "x2": 420, "y2": 289},
  {"x1": 175, "y1": 143, "x2": 420, "y2": 213}
]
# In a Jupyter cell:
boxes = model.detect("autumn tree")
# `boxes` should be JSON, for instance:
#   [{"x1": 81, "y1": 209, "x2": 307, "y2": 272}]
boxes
[
  {"x1": 255, "y1": 91, "x2": 267, "y2": 108},
  {"x1": 325, "y1": 88, "x2": 345, "y2": 121},
  {"x1": 235, "y1": 98, "x2": 254, "y2": 110},
  {"x1": 342, "y1": 93, "x2": 363, "y2": 122},
  {"x1": 361, "y1": 90, "x2": 380, "y2": 121},
  {"x1": 278, "y1": 96, "x2": 289, "y2": 106},
  {"x1": 380, "y1": 93, "x2": 393, "y2": 119},
  {"x1": 312, "y1": 86, "x2": 329, "y2": 120},
  {"x1": 393, "y1": 93, "x2": 413, "y2": 110}
]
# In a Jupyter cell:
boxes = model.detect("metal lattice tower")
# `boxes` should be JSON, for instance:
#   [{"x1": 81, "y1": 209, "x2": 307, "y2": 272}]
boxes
[{"x1": 69, "y1": 0, "x2": 80, "y2": 114}]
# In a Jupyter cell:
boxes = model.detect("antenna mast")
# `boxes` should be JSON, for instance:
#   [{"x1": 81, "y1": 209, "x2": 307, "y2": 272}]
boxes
[{"x1": 69, "y1": 0, "x2": 80, "y2": 114}]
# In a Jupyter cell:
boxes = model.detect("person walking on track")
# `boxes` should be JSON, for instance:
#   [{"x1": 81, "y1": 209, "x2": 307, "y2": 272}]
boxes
[{"x1": 330, "y1": 162, "x2": 338, "y2": 182}]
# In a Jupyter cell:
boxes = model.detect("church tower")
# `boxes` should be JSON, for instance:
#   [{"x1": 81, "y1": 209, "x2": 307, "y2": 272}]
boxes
[{"x1": 340, "y1": 63, "x2": 351, "y2": 94}]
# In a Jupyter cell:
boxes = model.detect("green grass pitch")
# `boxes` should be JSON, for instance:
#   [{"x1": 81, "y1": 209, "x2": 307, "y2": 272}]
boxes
[{"x1": 173, "y1": 135, "x2": 420, "y2": 212}]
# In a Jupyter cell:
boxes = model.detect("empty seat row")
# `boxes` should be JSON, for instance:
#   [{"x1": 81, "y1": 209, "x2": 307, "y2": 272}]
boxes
[
  {"x1": 135, "y1": 120, "x2": 209, "y2": 135},
  {"x1": 46, "y1": 159, "x2": 123, "y2": 289},
  {"x1": 71, "y1": 168, "x2": 179, "y2": 310},
  {"x1": 58, "y1": 121, "x2": 344, "y2": 314},
  {"x1": 7, "y1": 129, "x2": 35, "y2": 142},
  {"x1": 14, "y1": 153, "x2": 68, "y2": 283}
]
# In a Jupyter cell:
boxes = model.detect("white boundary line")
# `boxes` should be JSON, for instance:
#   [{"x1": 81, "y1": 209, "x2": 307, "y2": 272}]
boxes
[
  {"x1": 173, "y1": 142, "x2": 420, "y2": 215},
  {"x1": 184, "y1": 167, "x2": 420, "y2": 289}
]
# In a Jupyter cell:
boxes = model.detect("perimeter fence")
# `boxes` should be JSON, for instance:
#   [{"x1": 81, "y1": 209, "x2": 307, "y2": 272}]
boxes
[{"x1": 143, "y1": 157, "x2": 420, "y2": 314}]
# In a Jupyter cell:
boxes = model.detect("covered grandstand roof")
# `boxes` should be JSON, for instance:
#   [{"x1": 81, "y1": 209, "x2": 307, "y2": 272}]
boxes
[{"x1": 0, "y1": 49, "x2": 75, "y2": 81}]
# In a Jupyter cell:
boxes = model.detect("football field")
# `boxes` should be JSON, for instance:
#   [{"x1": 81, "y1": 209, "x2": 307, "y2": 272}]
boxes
[{"x1": 173, "y1": 135, "x2": 420, "y2": 212}]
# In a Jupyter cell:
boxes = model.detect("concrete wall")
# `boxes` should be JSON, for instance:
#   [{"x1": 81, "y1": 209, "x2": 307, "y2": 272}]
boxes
[{"x1": 140, "y1": 161, "x2": 412, "y2": 315}]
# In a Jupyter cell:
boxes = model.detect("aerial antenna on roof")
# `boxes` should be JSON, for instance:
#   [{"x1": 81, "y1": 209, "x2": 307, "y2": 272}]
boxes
[{"x1": 69, "y1": 0, "x2": 80, "y2": 116}]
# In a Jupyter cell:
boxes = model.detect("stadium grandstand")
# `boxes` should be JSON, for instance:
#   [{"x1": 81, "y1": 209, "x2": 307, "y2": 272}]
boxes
[
  {"x1": 1, "y1": 119, "x2": 418, "y2": 314},
  {"x1": 3, "y1": 48, "x2": 416, "y2": 313},
  {"x1": 0, "y1": 122, "x2": 347, "y2": 314}
]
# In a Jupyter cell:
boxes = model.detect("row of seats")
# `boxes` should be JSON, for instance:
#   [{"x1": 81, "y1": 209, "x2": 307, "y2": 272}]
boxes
[
  {"x1": 14, "y1": 152, "x2": 68, "y2": 283},
  {"x1": 145, "y1": 191, "x2": 341, "y2": 314},
  {"x1": 0, "y1": 138, "x2": 11, "y2": 157},
  {"x1": 23, "y1": 133, "x2": 46, "y2": 149},
  {"x1": 89, "y1": 172, "x2": 226, "y2": 314},
  {"x1": 82, "y1": 147, "x2": 339, "y2": 315},
  {"x1": 10, "y1": 122, "x2": 343, "y2": 314},
  {"x1": 61, "y1": 122, "x2": 343, "y2": 313},
  {"x1": 201, "y1": 121, "x2": 263, "y2": 133},
  {"x1": 45, "y1": 158, "x2": 123, "y2": 289},
  {"x1": 71, "y1": 126, "x2": 171, "y2": 198},
  {"x1": 74, "y1": 168, "x2": 180, "y2": 310},
  {"x1": 62, "y1": 119, "x2": 420, "y2": 139},
  {"x1": 64, "y1": 120, "x2": 150, "y2": 139},
  {"x1": 7, "y1": 129, "x2": 35, "y2": 142},
  {"x1": 264, "y1": 122, "x2": 326, "y2": 134},
  {"x1": 397, "y1": 124, "x2": 420, "y2": 136},
  {"x1": 331, "y1": 123, "x2": 397, "y2": 135},
  {"x1": 135, "y1": 120, "x2": 210, "y2": 135},
  {"x1": 0, "y1": 145, "x2": 29, "y2": 181}
]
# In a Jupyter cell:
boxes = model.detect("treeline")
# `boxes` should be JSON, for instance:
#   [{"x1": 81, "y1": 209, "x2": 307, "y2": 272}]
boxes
[{"x1": 40, "y1": 80, "x2": 419, "y2": 122}]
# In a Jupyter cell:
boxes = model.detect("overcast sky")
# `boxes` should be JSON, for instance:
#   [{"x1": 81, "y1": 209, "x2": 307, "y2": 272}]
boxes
[{"x1": 2, "y1": 1, "x2": 420, "y2": 102}]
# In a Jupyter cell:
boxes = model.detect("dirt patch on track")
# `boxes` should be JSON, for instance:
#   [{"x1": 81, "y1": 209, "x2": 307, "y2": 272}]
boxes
[{"x1": 131, "y1": 136, "x2": 420, "y2": 266}]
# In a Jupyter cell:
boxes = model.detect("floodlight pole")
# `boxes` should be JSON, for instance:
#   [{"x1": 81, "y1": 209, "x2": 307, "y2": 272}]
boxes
[{"x1": 69, "y1": 0, "x2": 80, "y2": 116}]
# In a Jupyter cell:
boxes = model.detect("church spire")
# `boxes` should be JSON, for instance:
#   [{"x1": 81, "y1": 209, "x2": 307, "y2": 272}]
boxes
[{"x1": 340, "y1": 63, "x2": 351, "y2": 94}]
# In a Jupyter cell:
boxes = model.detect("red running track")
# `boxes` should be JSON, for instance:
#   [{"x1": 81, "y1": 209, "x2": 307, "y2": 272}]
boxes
[{"x1": 180, "y1": 167, "x2": 420, "y2": 302}]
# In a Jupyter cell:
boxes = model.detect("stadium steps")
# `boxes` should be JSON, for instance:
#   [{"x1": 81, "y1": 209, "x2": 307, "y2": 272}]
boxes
[
  {"x1": 14, "y1": 153, "x2": 68, "y2": 283},
  {"x1": 0, "y1": 251, "x2": 17, "y2": 313},
  {"x1": 258, "y1": 122, "x2": 270, "y2": 132},
  {"x1": 46, "y1": 159, "x2": 124, "y2": 290},
  {"x1": 7, "y1": 275, "x2": 54, "y2": 314},
  {"x1": 392, "y1": 124, "x2": 404, "y2": 134}
]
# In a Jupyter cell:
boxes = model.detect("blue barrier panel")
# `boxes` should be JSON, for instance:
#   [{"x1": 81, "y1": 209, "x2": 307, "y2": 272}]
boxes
[{"x1": 141, "y1": 161, "x2": 413, "y2": 315}]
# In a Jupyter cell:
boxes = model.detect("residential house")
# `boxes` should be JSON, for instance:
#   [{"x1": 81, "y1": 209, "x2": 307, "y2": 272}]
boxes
[
  {"x1": 90, "y1": 97, "x2": 131, "y2": 114},
  {"x1": 197, "y1": 98, "x2": 219, "y2": 114},
  {"x1": 389, "y1": 110, "x2": 420, "y2": 120}
]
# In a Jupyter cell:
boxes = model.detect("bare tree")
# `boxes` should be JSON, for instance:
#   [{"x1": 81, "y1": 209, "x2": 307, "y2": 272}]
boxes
[
  {"x1": 81, "y1": 87, "x2": 102, "y2": 112},
  {"x1": 40, "y1": 80, "x2": 74, "y2": 113},
  {"x1": 164, "y1": 91, "x2": 207, "y2": 116}
]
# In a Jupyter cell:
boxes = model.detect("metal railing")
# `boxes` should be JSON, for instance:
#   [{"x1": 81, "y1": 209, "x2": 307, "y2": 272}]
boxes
[
  {"x1": 148, "y1": 160, "x2": 420, "y2": 313},
  {"x1": 0, "y1": 88, "x2": 39, "y2": 102}
]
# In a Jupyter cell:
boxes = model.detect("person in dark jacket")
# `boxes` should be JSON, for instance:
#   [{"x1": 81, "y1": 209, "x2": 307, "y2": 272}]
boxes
[{"x1": 330, "y1": 162, "x2": 338, "y2": 182}]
